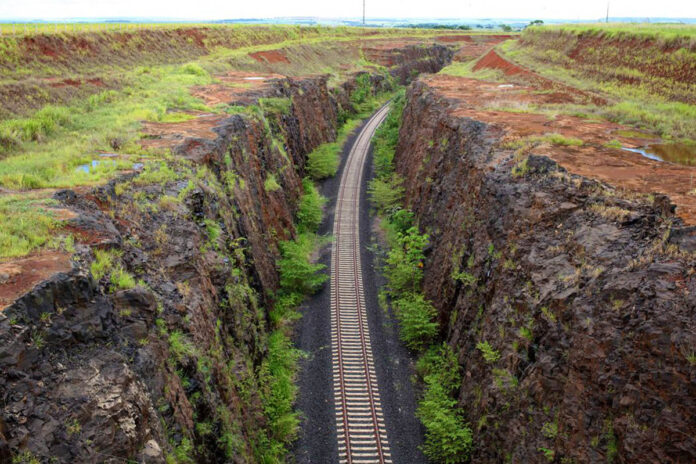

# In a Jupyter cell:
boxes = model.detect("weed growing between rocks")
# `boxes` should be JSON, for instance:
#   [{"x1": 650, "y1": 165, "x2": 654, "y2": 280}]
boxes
[{"x1": 369, "y1": 94, "x2": 473, "y2": 463}]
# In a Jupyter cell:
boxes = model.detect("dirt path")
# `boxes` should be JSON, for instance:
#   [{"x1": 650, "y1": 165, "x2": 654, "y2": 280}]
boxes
[{"x1": 293, "y1": 108, "x2": 426, "y2": 463}]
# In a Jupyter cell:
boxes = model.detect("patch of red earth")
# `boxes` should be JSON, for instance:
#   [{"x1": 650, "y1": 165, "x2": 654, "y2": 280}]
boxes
[
  {"x1": 86, "y1": 77, "x2": 105, "y2": 87},
  {"x1": 435, "y1": 35, "x2": 475, "y2": 43},
  {"x1": 473, "y1": 50, "x2": 605, "y2": 105},
  {"x1": 249, "y1": 50, "x2": 290, "y2": 64},
  {"x1": 424, "y1": 73, "x2": 696, "y2": 224},
  {"x1": 0, "y1": 251, "x2": 71, "y2": 311},
  {"x1": 473, "y1": 49, "x2": 527, "y2": 75},
  {"x1": 191, "y1": 71, "x2": 285, "y2": 107},
  {"x1": 48, "y1": 78, "x2": 81, "y2": 88},
  {"x1": 140, "y1": 114, "x2": 228, "y2": 152}
]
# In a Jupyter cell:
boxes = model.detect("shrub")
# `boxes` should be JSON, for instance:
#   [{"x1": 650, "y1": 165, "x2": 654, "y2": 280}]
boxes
[
  {"x1": 296, "y1": 178, "x2": 325, "y2": 233},
  {"x1": 278, "y1": 234, "x2": 328, "y2": 295},
  {"x1": 306, "y1": 141, "x2": 340, "y2": 179},
  {"x1": 416, "y1": 344, "x2": 473, "y2": 463},
  {"x1": 384, "y1": 226, "x2": 429, "y2": 294},
  {"x1": 368, "y1": 173, "x2": 405, "y2": 214},
  {"x1": 180, "y1": 62, "x2": 208, "y2": 77},
  {"x1": 259, "y1": 331, "x2": 302, "y2": 445},
  {"x1": 392, "y1": 292, "x2": 438, "y2": 350}
]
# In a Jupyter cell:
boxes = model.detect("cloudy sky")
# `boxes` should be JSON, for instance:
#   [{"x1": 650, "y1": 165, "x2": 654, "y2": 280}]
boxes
[{"x1": 0, "y1": 0, "x2": 694, "y2": 20}]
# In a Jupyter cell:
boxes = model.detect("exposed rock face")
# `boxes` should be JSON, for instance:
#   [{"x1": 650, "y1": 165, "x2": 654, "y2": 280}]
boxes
[
  {"x1": 0, "y1": 47, "x2": 452, "y2": 463},
  {"x1": 388, "y1": 45, "x2": 454, "y2": 84},
  {"x1": 393, "y1": 81, "x2": 696, "y2": 463}
]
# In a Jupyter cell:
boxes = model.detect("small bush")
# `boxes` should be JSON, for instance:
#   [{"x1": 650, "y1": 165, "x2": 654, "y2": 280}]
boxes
[
  {"x1": 306, "y1": 141, "x2": 340, "y2": 179},
  {"x1": 296, "y1": 178, "x2": 325, "y2": 233},
  {"x1": 278, "y1": 234, "x2": 328, "y2": 295},
  {"x1": 417, "y1": 344, "x2": 473, "y2": 463},
  {"x1": 259, "y1": 331, "x2": 302, "y2": 445},
  {"x1": 180, "y1": 62, "x2": 208, "y2": 77},
  {"x1": 368, "y1": 174, "x2": 405, "y2": 214},
  {"x1": 384, "y1": 226, "x2": 429, "y2": 294},
  {"x1": 392, "y1": 292, "x2": 438, "y2": 350}
]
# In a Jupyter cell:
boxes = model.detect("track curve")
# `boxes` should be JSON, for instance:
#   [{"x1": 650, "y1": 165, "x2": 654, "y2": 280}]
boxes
[{"x1": 331, "y1": 104, "x2": 392, "y2": 464}]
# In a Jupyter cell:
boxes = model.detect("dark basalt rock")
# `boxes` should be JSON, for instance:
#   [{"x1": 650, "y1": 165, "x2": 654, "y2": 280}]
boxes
[{"x1": 393, "y1": 81, "x2": 696, "y2": 463}]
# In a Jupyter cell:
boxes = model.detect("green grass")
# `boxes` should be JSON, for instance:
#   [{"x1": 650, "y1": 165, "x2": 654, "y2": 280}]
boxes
[
  {"x1": 496, "y1": 26, "x2": 696, "y2": 140},
  {"x1": 438, "y1": 60, "x2": 506, "y2": 81},
  {"x1": 90, "y1": 249, "x2": 115, "y2": 280},
  {"x1": 109, "y1": 266, "x2": 137, "y2": 290},
  {"x1": 528, "y1": 23, "x2": 696, "y2": 42},
  {"x1": 0, "y1": 62, "x2": 212, "y2": 191},
  {"x1": 0, "y1": 194, "x2": 59, "y2": 259}
]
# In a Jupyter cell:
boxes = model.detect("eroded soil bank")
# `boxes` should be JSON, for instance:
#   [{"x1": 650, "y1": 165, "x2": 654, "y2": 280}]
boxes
[{"x1": 392, "y1": 79, "x2": 696, "y2": 463}]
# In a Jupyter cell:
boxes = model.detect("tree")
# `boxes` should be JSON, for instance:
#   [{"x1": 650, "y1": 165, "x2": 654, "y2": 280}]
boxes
[{"x1": 500, "y1": 24, "x2": 513, "y2": 32}]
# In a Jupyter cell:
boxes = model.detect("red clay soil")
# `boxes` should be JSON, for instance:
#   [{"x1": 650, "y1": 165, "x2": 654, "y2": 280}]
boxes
[
  {"x1": 249, "y1": 50, "x2": 290, "y2": 64},
  {"x1": 423, "y1": 73, "x2": 696, "y2": 224},
  {"x1": 473, "y1": 49, "x2": 527, "y2": 75},
  {"x1": 0, "y1": 251, "x2": 71, "y2": 311},
  {"x1": 140, "y1": 114, "x2": 228, "y2": 152},
  {"x1": 191, "y1": 71, "x2": 285, "y2": 107},
  {"x1": 473, "y1": 49, "x2": 606, "y2": 105},
  {"x1": 435, "y1": 35, "x2": 475, "y2": 43}
]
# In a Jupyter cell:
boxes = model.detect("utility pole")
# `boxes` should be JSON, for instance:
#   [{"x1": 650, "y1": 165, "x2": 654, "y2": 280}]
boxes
[
  {"x1": 606, "y1": 1, "x2": 610, "y2": 23},
  {"x1": 363, "y1": 0, "x2": 366, "y2": 26}
]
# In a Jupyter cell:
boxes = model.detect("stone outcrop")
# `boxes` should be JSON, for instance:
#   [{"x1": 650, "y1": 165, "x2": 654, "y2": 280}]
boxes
[{"x1": 393, "y1": 80, "x2": 696, "y2": 463}]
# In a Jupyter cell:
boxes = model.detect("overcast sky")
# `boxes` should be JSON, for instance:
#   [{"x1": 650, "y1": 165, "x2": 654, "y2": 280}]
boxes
[{"x1": 0, "y1": 0, "x2": 694, "y2": 21}]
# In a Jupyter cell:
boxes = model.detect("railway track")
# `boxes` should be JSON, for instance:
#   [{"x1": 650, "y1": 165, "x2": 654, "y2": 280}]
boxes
[{"x1": 331, "y1": 104, "x2": 392, "y2": 464}]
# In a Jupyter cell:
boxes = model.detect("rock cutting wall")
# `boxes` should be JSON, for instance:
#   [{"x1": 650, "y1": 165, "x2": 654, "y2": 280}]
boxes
[{"x1": 393, "y1": 81, "x2": 696, "y2": 463}]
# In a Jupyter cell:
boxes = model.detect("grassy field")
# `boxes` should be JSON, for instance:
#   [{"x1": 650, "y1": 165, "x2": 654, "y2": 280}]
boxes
[
  {"x1": 493, "y1": 24, "x2": 696, "y2": 141},
  {"x1": 0, "y1": 25, "x2": 439, "y2": 259},
  {"x1": 527, "y1": 23, "x2": 696, "y2": 42}
]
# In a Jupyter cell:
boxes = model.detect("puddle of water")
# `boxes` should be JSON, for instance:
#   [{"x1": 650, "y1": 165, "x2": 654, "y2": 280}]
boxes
[
  {"x1": 622, "y1": 147, "x2": 663, "y2": 162},
  {"x1": 76, "y1": 159, "x2": 143, "y2": 173},
  {"x1": 649, "y1": 143, "x2": 696, "y2": 166},
  {"x1": 243, "y1": 77, "x2": 267, "y2": 80},
  {"x1": 622, "y1": 143, "x2": 696, "y2": 166},
  {"x1": 498, "y1": 84, "x2": 514, "y2": 88},
  {"x1": 76, "y1": 160, "x2": 105, "y2": 173}
]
